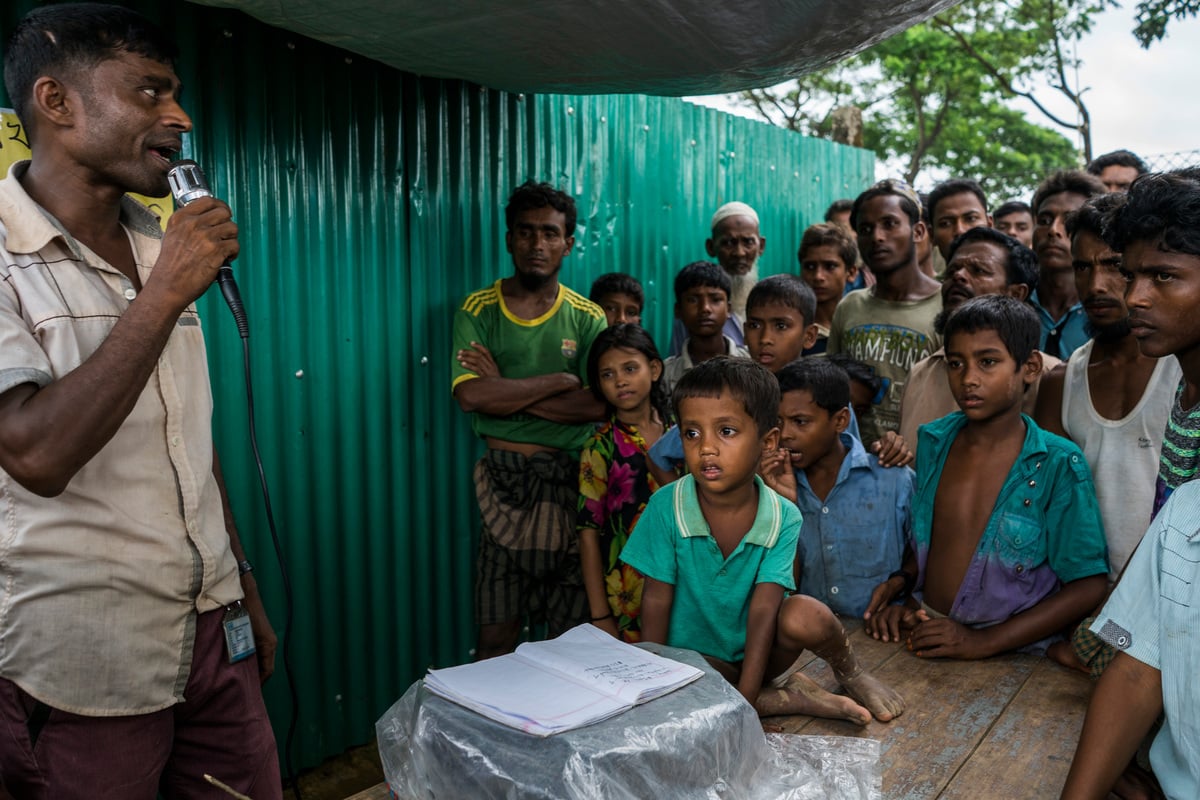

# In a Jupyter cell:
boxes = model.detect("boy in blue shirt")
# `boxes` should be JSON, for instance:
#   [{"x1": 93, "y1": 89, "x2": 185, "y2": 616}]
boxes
[
  {"x1": 621, "y1": 357, "x2": 904, "y2": 722},
  {"x1": 761, "y1": 359, "x2": 913, "y2": 617},
  {"x1": 865, "y1": 295, "x2": 1108, "y2": 658},
  {"x1": 743, "y1": 275, "x2": 910, "y2": 466}
]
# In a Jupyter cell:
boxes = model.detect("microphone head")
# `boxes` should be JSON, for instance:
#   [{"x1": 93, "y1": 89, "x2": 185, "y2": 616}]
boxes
[{"x1": 167, "y1": 159, "x2": 212, "y2": 206}]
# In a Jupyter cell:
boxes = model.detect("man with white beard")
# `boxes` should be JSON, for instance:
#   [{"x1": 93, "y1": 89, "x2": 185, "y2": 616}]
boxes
[{"x1": 668, "y1": 202, "x2": 763, "y2": 355}]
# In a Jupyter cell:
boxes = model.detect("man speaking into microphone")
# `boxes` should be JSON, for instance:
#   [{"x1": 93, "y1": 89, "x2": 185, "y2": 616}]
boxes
[{"x1": 0, "y1": 4, "x2": 280, "y2": 798}]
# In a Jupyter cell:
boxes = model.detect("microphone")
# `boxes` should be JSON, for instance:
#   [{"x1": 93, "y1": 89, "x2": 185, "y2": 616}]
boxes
[{"x1": 166, "y1": 160, "x2": 249, "y2": 338}]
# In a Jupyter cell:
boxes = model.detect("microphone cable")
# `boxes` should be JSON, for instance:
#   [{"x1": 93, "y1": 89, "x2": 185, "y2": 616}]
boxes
[
  {"x1": 168, "y1": 160, "x2": 303, "y2": 798},
  {"x1": 236, "y1": 332, "x2": 304, "y2": 800}
]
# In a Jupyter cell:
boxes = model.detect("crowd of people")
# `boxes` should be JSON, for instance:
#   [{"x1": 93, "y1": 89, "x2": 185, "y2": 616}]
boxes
[
  {"x1": 453, "y1": 152, "x2": 1200, "y2": 798},
  {"x1": 0, "y1": 1, "x2": 1195, "y2": 798}
]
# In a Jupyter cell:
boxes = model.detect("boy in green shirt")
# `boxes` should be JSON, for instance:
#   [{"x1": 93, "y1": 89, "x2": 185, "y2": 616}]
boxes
[{"x1": 621, "y1": 357, "x2": 904, "y2": 722}]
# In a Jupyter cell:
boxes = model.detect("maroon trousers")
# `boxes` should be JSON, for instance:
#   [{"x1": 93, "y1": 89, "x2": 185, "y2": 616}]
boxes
[{"x1": 0, "y1": 608, "x2": 281, "y2": 799}]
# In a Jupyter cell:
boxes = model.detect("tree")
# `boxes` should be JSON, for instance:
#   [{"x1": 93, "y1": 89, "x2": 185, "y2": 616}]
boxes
[
  {"x1": 736, "y1": 0, "x2": 1103, "y2": 198},
  {"x1": 1132, "y1": 0, "x2": 1200, "y2": 45},
  {"x1": 930, "y1": 0, "x2": 1115, "y2": 162}
]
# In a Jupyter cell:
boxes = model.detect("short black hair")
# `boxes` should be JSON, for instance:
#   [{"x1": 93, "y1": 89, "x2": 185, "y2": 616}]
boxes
[
  {"x1": 589, "y1": 273, "x2": 644, "y2": 310},
  {"x1": 1031, "y1": 170, "x2": 1107, "y2": 215},
  {"x1": 5, "y1": 3, "x2": 178, "y2": 131},
  {"x1": 1103, "y1": 170, "x2": 1200, "y2": 256},
  {"x1": 929, "y1": 179, "x2": 989, "y2": 220},
  {"x1": 824, "y1": 199, "x2": 854, "y2": 222},
  {"x1": 1066, "y1": 193, "x2": 1126, "y2": 240},
  {"x1": 673, "y1": 356, "x2": 779, "y2": 437},
  {"x1": 745, "y1": 274, "x2": 817, "y2": 326},
  {"x1": 946, "y1": 226, "x2": 1039, "y2": 291},
  {"x1": 851, "y1": 180, "x2": 922, "y2": 230},
  {"x1": 673, "y1": 261, "x2": 731, "y2": 303},
  {"x1": 826, "y1": 353, "x2": 882, "y2": 400},
  {"x1": 798, "y1": 222, "x2": 858, "y2": 270},
  {"x1": 776, "y1": 358, "x2": 850, "y2": 415},
  {"x1": 505, "y1": 180, "x2": 577, "y2": 236},
  {"x1": 943, "y1": 295, "x2": 1040, "y2": 367},
  {"x1": 993, "y1": 200, "x2": 1033, "y2": 220},
  {"x1": 1087, "y1": 149, "x2": 1149, "y2": 177}
]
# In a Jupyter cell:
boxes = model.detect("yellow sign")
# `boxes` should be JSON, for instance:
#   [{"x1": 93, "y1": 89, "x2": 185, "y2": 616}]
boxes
[{"x1": 1, "y1": 108, "x2": 174, "y2": 230}]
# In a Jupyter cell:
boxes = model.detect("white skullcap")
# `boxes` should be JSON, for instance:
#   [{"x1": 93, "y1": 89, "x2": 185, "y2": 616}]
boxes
[{"x1": 710, "y1": 201, "x2": 760, "y2": 231}]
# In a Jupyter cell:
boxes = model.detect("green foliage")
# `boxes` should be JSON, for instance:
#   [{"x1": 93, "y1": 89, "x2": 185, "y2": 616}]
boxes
[
  {"x1": 737, "y1": 0, "x2": 1096, "y2": 199},
  {"x1": 1132, "y1": 0, "x2": 1200, "y2": 46}
]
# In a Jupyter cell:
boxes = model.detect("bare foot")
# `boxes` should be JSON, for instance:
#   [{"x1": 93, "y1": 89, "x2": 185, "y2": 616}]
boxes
[
  {"x1": 1046, "y1": 640, "x2": 1089, "y2": 674},
  {"x1": 837, "y1": 669, "x2": 905, "y2": 722},
  {"x1": 754, "y1": 672, "x2": 871, "y2": 725}
]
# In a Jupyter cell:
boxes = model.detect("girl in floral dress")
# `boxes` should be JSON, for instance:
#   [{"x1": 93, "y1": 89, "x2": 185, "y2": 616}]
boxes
[{"x1": 578, "y1": 324, "x2": 673, "y2": 642}]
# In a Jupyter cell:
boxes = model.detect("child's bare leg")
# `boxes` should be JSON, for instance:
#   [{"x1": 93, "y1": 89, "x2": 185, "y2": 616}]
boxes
[
  {"x1": 1047, "y1": 640, "x2": 1089, "y2": 674},
  {"x1": 754, "y1": 670, "x2": 872, "y2": 725},
  {"x1": 701, "y1": 654, "x2": 740, "y2": 684},
  {"x1": 708, "y1": 651, "x2": 871, "y2": 724},
  {"x1": 781, "y1": 595, "x2": 905, "y2": 722}
]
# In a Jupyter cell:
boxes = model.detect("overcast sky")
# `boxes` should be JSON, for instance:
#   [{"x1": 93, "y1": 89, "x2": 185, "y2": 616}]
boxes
[
  {"x1": 686, "y1": 6, "x2": 1200, "y2": 171},
  {"x1": 1034, "y1": 7, "x2": 1200, "y2": 162}
]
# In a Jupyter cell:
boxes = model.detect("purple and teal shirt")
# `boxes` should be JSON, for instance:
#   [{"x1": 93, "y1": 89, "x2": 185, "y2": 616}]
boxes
[{"x1": 911, "y1": 413, "x2": 1108, "y2": 651}]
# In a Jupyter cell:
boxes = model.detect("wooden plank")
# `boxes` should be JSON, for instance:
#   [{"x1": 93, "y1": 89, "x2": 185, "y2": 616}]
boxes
[
  {"x1": 344, "y1": 785, "x2": 391, "y2": 800},
  {"x1": 773, "y1": 643, "x2": 1040, "y2": 800},
  {"x1": 938, "y1": 659, "x2": 1091, "y2": 799}
]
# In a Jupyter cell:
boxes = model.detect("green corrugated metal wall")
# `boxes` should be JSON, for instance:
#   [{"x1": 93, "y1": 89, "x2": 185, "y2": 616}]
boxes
[{"x1": 0, "y1": 1, "x2": 874, "y2": 770}]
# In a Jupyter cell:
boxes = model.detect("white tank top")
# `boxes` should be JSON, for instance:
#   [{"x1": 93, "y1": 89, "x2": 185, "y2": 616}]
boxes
[{"x1": 1062, "y1": 339, "x2": 1182, "y2": 576}]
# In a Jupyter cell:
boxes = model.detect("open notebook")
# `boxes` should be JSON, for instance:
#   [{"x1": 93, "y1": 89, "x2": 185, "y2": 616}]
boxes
[{"x1": 424, "y1": 624, "x2": 704, "y2": 736}]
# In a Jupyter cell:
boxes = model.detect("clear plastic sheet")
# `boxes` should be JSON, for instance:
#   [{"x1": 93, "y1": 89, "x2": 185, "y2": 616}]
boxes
[{"x1": 377, "y1": 644, "x2": 879, "y2": 799}]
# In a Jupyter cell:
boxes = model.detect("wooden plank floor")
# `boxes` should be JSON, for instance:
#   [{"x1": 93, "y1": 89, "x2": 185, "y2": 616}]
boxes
[
  {"x1": 353, "y1": 621, "x2": 1093, "y2": 799},
  {"x1": 770, "y1": 621, "x2": 1092, "y2": 800}
]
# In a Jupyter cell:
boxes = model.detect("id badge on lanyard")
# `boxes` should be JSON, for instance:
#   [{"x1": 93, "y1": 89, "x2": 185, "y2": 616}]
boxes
[{"x1": 223, "y1": 601, "x2": 257, "y2": 664}]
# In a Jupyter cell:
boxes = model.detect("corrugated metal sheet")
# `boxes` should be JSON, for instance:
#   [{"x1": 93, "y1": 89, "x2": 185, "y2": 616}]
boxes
[{"x1": 0, "y1": 1, "x2": 873, "y2": 769}]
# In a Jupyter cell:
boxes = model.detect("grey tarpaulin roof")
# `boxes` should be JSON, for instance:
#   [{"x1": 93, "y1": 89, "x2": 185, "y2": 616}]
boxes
[{"x1": 185, "y1": 0, "x2": 959, "y2": 94}]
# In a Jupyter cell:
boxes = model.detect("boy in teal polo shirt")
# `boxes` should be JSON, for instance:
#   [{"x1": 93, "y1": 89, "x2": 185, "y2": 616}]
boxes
[{"x1": 621, "y1": 357, "x2": 904, "y2": 723}]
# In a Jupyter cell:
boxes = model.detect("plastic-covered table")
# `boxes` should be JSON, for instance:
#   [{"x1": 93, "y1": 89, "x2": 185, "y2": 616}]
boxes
[{"x1": 376, "y1": 643, "x2": 879, "y2": 800}]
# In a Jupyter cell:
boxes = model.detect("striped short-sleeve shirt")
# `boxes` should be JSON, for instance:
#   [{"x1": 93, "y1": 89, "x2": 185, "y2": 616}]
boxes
[
  {"x1": 0, "y1": 163, "x2": 242, "y2": 715},
  {"x1": 1153, "y1": 378, "x2": 1200, "y2": 517}
]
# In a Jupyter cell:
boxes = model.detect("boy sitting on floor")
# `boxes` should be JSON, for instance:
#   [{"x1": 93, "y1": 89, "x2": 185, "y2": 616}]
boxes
[
  {"x1": 761, "y1": 359, "x2": 914, "y2": 618},
  {"x1": 622, "y1": 357, "x2": 904, "y2": 722},
  {"x1": 865, "y1": 295, "x2": 1108, "y2": 658}
]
